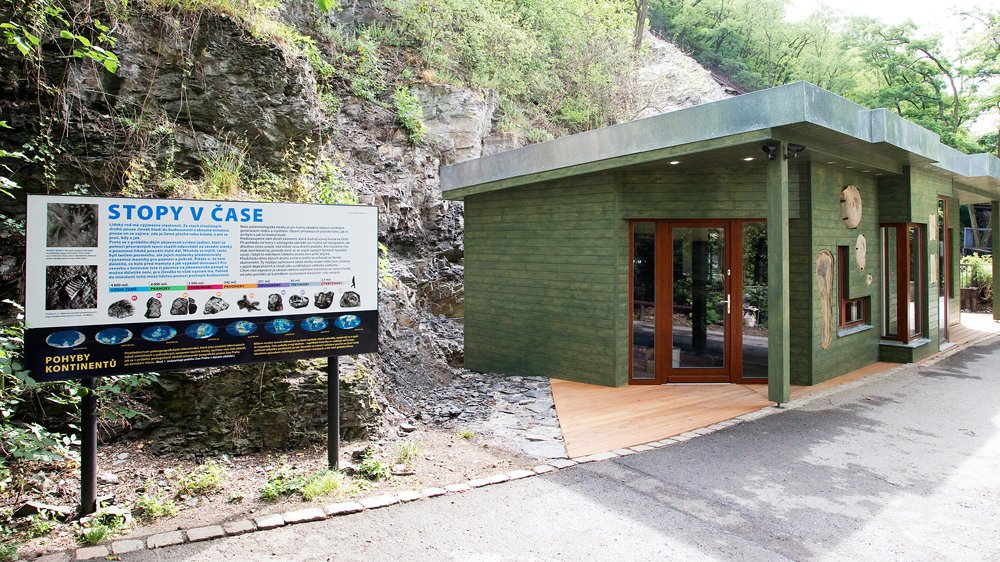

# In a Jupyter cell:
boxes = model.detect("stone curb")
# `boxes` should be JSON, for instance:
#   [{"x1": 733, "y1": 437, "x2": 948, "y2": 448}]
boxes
[{"x1": 49, "y1": 332, "x2": 1000, "y2": 561}]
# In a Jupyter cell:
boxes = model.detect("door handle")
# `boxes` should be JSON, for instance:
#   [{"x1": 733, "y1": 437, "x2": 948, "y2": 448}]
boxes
[{"x1": 724, "y1": 294, "x2": 730, "y2": 314}]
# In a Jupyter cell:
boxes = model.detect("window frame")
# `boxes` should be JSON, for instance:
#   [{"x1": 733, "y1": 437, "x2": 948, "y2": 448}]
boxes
[
  {"x1": 838, "y1": 246, "x2": 867, "y2": 329},
  {"x1": 881, "y1": 223, "x2": 925, "y2": 343}
]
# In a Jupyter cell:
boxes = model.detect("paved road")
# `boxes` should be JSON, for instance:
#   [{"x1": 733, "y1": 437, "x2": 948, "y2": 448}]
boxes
[{"x1": 125, "y1": 336, "x2": 1000, "y2": 561}]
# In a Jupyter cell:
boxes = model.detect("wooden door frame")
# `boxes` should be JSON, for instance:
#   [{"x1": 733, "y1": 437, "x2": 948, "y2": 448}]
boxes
[
  {"x1": 938, "y1": 196, "x2": 949, "y2": 343},
  {"x1": 663, "y1": 220, "x2": 734, "y2": 383},
  {"x1": 731, "y1": 219, "x2": 767, "y2": 384},
  {"x1": 629, "y1": 219, "x2": 769, "y2": 385}
]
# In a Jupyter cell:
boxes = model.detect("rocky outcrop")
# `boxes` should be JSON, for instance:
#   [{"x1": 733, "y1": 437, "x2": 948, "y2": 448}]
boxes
[
  {"x1": 146, "y1": 358, "x2": 381, "y2": 455},
  {"x1": 633, "y1": 32, "x2": 730, "y2": 119},
  {"x1": 0, "y1": 10, "x2": 322, "y2": 201},
  {"x1": 414, "y1": 85, "x2": 501, "y2": 165}
]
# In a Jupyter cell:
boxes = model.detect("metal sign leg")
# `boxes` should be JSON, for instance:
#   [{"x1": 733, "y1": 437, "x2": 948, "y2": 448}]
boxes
[
  {"x1": 328, "y1": 357, "x2": 339, "y2": 471},
  {"x1": 80, "y1": 377, "x2": 98, "y2": 517}
]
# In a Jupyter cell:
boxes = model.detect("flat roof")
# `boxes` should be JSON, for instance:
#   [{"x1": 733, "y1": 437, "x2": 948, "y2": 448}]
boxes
[{"x1": 440, "y1": 81, "x2": 1000, "y2": 201}]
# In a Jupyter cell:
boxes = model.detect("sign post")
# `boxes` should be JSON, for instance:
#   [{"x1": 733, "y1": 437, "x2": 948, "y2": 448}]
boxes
[
  {"x1": 22, "y1": 195, "x2": 379, "y2": 515},
  {"x1": 80, "y1": 377, "x2": 98, "y2": 516},
  {"x1": 328, "y1": 356, "x2": 339, "y2": 470}
]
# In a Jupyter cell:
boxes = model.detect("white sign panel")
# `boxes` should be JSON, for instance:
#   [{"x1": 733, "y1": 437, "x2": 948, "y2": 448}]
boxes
[{"x1": 24, "y1": 195, "x2": 378, "y2": 380}]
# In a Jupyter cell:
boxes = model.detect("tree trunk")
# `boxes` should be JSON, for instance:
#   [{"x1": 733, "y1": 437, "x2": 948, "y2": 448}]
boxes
[{"x1": 634, "y1": 0, "x2": 648, "y2": 50}]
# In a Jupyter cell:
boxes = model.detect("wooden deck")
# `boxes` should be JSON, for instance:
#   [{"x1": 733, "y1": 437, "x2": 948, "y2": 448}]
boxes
[{"x1": 552, "y1": 313, "x2": 1000, "y2": 458}]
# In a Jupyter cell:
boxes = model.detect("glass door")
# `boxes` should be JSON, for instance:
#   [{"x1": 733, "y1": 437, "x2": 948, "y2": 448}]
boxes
[{"x1": 667, "y1": 223, "x2": 731, "y2": 383}]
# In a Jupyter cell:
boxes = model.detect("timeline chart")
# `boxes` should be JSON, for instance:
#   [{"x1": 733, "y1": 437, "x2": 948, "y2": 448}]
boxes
[{"x1": 23, "y1": 195, "x2": 379, "y2": 381}]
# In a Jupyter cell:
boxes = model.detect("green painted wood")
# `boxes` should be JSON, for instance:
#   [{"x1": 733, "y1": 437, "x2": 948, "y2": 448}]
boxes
[
  {"x1": 444, "y1": 129, "x2": 774, "y2": 200},
  {"x1": 768, "y1": 142, "x2": 791, "y2": 403},
  {"x1": 805, "y1": 164, "x2": 881, "y2": 385},
  {"x1": 994, "y1": 201, "x2": 999, "y2": 322},
  {"x1": 464, "y1": 178, "x2": 621, "y2": 385}
]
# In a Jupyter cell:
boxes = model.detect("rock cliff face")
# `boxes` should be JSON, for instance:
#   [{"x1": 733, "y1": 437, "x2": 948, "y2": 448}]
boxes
[{"x1": 0, "y1": 1, "x2": 731, "y2": 453}]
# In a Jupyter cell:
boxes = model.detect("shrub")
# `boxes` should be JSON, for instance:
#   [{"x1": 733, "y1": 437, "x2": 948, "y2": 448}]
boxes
[
  {"x1": 961, "y1": 253, "x2": 993, "y2": 304},
  {"x1": 393, "y1": 87, "x2": 427, "y2": 144}
]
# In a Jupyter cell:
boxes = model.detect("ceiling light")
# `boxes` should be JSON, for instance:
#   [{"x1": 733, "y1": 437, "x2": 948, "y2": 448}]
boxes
[
  {"x1": 670, "y1": 161, "x2": 681, "y2": 165},
  {"x1": 846, "y1": 166, "x2": 854, "y2": 169},
  {"x1": 743, "y1": 157, "x2": 755, "y2": 161}
]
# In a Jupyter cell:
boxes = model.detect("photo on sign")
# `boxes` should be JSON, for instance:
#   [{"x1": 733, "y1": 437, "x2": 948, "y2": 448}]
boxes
[
  {"x1": 45, "y1": 265, "x2": 98, "y2": 310},
  {"x1": 47, "y1": 203, "x2": 98, "y2": 247}
]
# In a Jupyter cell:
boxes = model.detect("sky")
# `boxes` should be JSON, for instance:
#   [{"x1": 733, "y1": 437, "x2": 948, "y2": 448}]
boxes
[{"x1": 786, "y1": 0, "x2": 995, "y2": 28}]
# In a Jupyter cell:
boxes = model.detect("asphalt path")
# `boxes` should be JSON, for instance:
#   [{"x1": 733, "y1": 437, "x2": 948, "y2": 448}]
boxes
[{"x1": 123, "y1": 336, "x2": 1000, "y2": 561}]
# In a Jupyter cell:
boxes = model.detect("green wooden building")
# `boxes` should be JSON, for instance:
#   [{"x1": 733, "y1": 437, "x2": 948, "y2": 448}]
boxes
[{"x1": 440, "y1": 82, "x2": 1000, "y2": 403}]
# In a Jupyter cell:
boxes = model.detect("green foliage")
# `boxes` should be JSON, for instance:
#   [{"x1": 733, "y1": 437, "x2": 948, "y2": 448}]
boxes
[
  {"x1": 961, "y1": 253, "x2": 993, "y2": 304},
  {"x1": 385, "y1": 0, "x2": 642, "y2": 130},
  {"x1": 201, "y1": 148, "x2": 247, "y2": 199},
  {"x1": 1, "y1": 0, "x2": 119, "y2": 72},
  {"x1": 456, "y1": 429, "x2": 475, "y2": 440},
  {"x1": 356, "y1": 449, "x2": 390, "y2": 481},
  {"x1": 0, "y1": 540, "x2": 15, "y2": 562},
  {"x1": 348, "y1": 33, "x2": 387, "y2": 101},
  {"x1": 25, "y1": 513, "x2": 54, "y2": 539},
  {"x1": 378, "y1": 242, "x2": 393, "y2": 286},
  {"x1": 300, "y1": 470, "x2": 365, "y2": 501},
  {"x1": 646, "y1": 1, "x2": 1000, "y2": 154},
  {"x1": 260, "y1": 458, "x2": 310, "y2": 500},
  {"x1": 310, "y1": 154, "x2": 358, "y2": 205},
  {"x1": 393, "y1": 87, "x2": 427, "y2": 144},
  {"x1": 394, "y1": 439, "x2": 422, "y2": 466},
  {"x1": 78, "y1": 508, "x2": 128, "y2": 545},
  {"x1": 136, "y1": 486, "x2": 179, "y2": 519},
  {"x1": 177, "y1": 459, "x2": 228, "y2": 495},
  {"x1": 527, "y1": 128, "x2": 554, "y2": 143}
]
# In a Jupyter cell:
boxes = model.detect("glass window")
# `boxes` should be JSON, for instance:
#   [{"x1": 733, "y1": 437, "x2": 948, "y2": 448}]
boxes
[
  {"x1": 909, "y1": 226, "x2": 922, "y2": 338},
  {"x1": 882, "y1": 224, "x2": 924, "y2": 342},
  {"x1": 839, "y1": 246, "x2": 868, "y2": 329},
  {"x1": 742, "y1": 222, "x2": 767, "y2": 379},
  {"x1": 632, "y1": 222, "x2": 656, "y2": 380}
]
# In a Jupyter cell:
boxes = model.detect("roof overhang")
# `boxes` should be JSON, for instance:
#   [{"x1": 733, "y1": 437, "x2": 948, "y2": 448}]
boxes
[{"x1": 440, "y1": 81, "x2": 1000, "y2": 201}]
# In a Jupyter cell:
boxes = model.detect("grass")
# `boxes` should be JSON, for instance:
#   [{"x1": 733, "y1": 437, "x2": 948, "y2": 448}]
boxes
[
  {"x1": 300, "y1": 470, "x2": 359, "y2": 501},
  {"x1": 78, "y1": 509, "x2": 128, "y2": 546},
  {"x1": 394, "y1": 439, "x2": 423, "y2": 466},
  {"x1": 456, "y1": 429, "x2": 476, "y2": 440},
  {"x1": 25, "y1": 514, "x2": 54, "y2": 538},
  {"x1": 259, "y1": 459, "x2": 310, "y2": 501},
  {"x1": 135, "y1": 486, "x2": 179, "y2": 519},
  {"x1": 356, "y1": 450, "x2": 391, "y2": 481},
  {"x1": 0, "y1": 541, "x2": 16, "y2": 562},
  {"x1": 260, "y1": 460, "x2": 368, "y2": 501},
  {"x1": 177, "y1": 459, "x2": 228, "y2": 495}
]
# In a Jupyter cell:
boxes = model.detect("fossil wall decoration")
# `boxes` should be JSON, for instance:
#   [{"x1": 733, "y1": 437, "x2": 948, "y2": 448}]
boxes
[
  {"x1": 816, "y1": 249, "x2": 835, "y2": 350},
  {"x1": 867, "y1": 273, "x2": 873, "y2": 286},
  {"x1": 855, "y1": 234, "x2": 867, "y2": 270},
  {"x1": 841, "y1": 185, "x2": 863, "y2": 229}
]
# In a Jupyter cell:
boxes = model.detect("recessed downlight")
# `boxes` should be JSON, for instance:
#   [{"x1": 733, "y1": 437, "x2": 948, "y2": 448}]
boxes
[
  {"x1": 743, "y1": 157, "x2": 754, "y2": 161},
  {"x1": 670, "y1": 161, "x2": 681, "y2": 165}
]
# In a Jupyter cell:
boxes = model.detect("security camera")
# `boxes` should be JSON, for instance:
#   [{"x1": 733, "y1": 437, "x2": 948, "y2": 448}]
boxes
[
  {"x1": 762, "y1": 145, "x2": 778, "y2": 160},
  {"x1": 784, "y1": 144, "x2": 806, "y2": 160}
]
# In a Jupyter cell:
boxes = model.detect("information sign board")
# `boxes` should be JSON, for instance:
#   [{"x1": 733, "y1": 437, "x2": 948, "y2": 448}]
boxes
[{"x1": 23, "y1": 195, "x2": 378, "y2": 381}]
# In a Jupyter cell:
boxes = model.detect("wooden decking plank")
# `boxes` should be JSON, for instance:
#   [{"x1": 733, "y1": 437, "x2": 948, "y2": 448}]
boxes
[{"x1": 551, "y1": 314, "x2": 1000, "y2": 458}]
